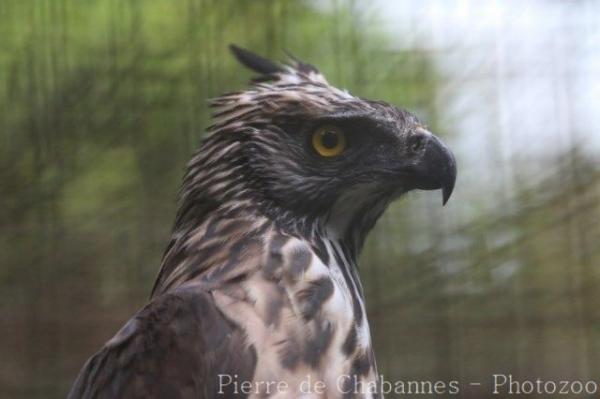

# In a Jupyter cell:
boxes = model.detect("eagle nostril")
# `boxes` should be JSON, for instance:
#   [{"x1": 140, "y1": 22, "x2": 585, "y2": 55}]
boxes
[{"x1": 408, "y1": 134, "x2": 426, "y2": 154}]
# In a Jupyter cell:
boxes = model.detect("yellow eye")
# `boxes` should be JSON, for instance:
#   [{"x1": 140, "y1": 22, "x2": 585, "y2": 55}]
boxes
[{"x1": 311, "y1": 125, "x2": 346, "y2": 157}]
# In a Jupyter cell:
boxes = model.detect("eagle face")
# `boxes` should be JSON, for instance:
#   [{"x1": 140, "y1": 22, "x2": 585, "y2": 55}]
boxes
[{"x1": 207, "y1": 46, "x2": 456, "y2": 244}]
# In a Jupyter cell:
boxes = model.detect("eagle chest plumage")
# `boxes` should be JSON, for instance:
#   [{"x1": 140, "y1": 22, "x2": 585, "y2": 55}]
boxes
[
  {"x1": 150, "y1": 209, "x2": 378, "y2": 398},
  {"x1": 205, "y1": 224, "x2": 377, "y2": 397},
  {"x1": 68, "y1": 45, "x2": 456, "y2": 399}
]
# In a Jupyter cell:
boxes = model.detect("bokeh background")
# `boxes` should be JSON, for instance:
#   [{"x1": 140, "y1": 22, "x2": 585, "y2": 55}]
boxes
[{"x1": 1, "y1": 1, "x2": 600, "y2": 398}]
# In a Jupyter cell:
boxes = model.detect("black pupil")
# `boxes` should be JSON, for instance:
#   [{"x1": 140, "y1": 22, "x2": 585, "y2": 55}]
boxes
[{"x1": 321, "y1": 131, "x2": 339, "y2": 149}]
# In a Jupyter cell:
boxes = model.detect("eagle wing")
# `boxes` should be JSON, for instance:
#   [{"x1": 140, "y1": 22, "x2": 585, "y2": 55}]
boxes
[{"x1": 67, "y1": 285, "x2": 256, "y2": 399}]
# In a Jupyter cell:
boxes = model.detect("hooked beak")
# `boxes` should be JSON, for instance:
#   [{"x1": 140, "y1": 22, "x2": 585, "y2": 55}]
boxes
[{"x1": 401, "y1": 128, "x2": 457, "y2": 205}]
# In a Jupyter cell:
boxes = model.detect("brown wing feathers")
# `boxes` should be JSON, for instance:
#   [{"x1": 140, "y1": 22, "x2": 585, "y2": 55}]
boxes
[{"x1": 68, "y1": 288, "x2": 257, "y2": 399}]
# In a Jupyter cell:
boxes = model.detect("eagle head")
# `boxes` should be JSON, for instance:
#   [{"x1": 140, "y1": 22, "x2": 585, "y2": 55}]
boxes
[{"x1": 182, "y1": 45, "x2": 456, "y2": 252}]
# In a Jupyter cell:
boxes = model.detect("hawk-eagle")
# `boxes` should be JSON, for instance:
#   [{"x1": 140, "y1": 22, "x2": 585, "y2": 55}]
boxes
[{"x1": 68, "y1": 45, "x2": 456, "y2": 398}]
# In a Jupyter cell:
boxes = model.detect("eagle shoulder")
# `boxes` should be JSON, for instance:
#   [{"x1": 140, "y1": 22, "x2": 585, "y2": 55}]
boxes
[{"x1": 67, "y1": 286, "x2": 256, "y2": 399}]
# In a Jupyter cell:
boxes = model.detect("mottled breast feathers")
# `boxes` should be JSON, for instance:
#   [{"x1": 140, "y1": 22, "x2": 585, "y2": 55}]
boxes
[{"x1": 70, "y1": 215, "x2": 379, "y2": 398}]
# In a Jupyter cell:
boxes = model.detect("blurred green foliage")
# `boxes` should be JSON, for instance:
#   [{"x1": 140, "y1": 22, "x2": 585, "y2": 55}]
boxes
[{"x1": 0, "y1": 1, "x2": 599, "y2": 398}]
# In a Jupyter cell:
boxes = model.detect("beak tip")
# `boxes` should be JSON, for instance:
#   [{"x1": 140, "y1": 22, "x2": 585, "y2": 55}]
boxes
[
  {"x1": 442, "y1": 187, "x2": 452, "y2": 206},
  {"x1": 442, "y1": 190, "x2": 450, "y2": 206},
  {"x1": 441, "y1": 161, "x2": 456, "y2": 206}
]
